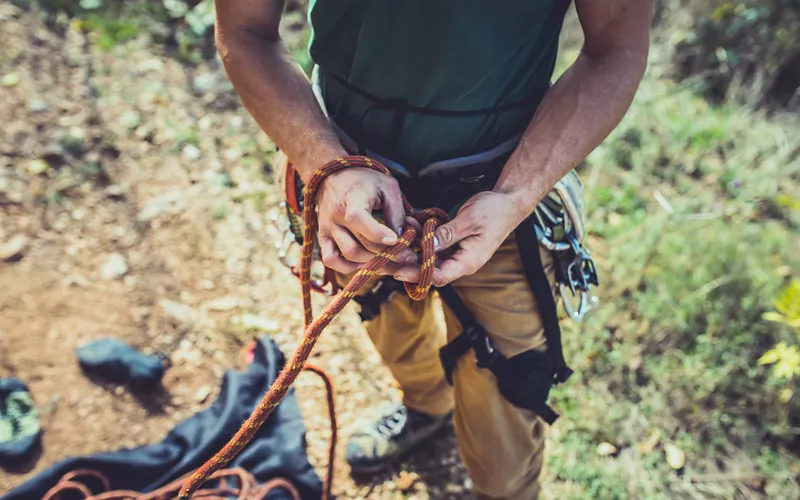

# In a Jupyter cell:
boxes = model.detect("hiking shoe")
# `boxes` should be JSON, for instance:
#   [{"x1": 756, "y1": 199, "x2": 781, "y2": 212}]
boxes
[
  {"x1": 0, "y1": 377, "x2": 41, "y2": 464},
  {"x1": 346, "y1": 403, "x2": 451, "y2": 474}
]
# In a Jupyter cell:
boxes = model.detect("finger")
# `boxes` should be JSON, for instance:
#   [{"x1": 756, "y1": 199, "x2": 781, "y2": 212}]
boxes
[
  {"x1": 349, "y1": 231, "x2": 418, "y2": 265},
  {"x1": 319, "y1": 236, "x2": 359, "y2": 274},
  {"x1": 432, "y1": 249, "x2": 480, "y2": 287},
  {"x1": 392, "y1": 265, "x2": 422, "y2": 284},
  {"x1": 332, "y1": 227, "x2": 374, "y2": 263},
  {"x1": 434, "y1": 217, "x2": 477, "y2": 253},
  {"x1": 380, "y1": 179, "x2": 406, "y2": 237},
  {"x1": 343, "y1": 191, "x2": 399, "y2": 246}
]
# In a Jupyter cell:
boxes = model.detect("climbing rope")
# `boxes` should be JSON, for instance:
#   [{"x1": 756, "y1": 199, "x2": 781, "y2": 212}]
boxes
[
  {"x1": 43, "y1": 468, "x2": 301, "y2": 500},
  {"x1": 178, "y1": 156, "x2": 447, "y2": 499}
]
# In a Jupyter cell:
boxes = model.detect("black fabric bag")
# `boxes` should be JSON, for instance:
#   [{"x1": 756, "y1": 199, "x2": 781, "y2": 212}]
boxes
[{"x1": 2, "y1": 337, "x2": 322, "y2": 500}]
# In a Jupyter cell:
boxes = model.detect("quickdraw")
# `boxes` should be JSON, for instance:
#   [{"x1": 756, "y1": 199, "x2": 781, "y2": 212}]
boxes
[
  {"x1": 271, "y1": 153, "x2": 340, "y2": 296},
  {"x1": 532, "y1": 170, "x2": 600, "y2": 321}
]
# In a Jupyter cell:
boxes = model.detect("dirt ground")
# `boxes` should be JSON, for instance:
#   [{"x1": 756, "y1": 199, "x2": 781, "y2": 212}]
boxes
[{"x1": 0, "y1": 5, "x2": 469, "y2": 498}]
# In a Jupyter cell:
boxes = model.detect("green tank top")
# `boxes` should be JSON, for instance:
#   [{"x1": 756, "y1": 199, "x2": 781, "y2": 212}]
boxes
[{"x1": 308, "y1": 0, "x2": 571, "y2": 171}]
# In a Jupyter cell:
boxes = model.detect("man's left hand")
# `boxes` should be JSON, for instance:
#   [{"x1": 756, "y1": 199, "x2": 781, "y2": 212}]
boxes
[{"x1": 392, "y1": 191, "x2": 525, "y2": 287}]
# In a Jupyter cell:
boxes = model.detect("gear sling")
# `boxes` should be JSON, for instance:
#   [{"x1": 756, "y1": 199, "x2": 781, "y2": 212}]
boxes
[{"x1": 306, "y1": 67, "x2": 575, "y2": 425}]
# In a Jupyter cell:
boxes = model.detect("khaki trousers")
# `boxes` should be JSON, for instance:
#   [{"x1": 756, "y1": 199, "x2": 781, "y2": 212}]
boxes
[{"x1": 340, "y1": 232, "x2": 557, "y2": 500}]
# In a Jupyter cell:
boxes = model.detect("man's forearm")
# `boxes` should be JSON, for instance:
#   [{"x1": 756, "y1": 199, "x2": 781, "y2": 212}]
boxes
[
  {"x1": 216, "y1": 28, "x2": 345, "y2": 182},
  {"x1": 494, "y1": 41, "x2": 648, "y2": 223}
]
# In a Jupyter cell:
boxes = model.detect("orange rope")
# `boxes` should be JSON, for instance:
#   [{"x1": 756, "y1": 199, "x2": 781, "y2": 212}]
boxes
[{"x1": 178, "y1": 156, "x2": 446, "y2": 499}]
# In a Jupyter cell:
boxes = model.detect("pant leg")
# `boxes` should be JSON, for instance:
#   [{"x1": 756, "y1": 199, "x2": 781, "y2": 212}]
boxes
[
  {"x1": 337, "y1": 273, "x2": 454, "y2": 416},
  {"x1": 444, "y1": 233, "x2": 558, "y2": 500}
]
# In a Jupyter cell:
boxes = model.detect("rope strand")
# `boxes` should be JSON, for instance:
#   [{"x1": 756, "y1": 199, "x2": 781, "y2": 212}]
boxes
[{"x1": 178, "y1": 156, "x2": 447, "y2": 499}]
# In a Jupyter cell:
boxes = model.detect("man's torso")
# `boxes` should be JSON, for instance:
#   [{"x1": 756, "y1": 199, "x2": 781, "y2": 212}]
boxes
[{"x1": 308, "y1": 0, "x2": 571, "y2": 171}]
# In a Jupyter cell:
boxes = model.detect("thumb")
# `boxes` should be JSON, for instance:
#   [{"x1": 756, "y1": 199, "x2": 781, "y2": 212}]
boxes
[{"x1": 434, "y1": 218, "x2": 473, "y2": 253}]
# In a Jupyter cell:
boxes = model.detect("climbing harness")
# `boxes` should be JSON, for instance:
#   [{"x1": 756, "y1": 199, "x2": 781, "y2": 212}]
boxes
[{"x1": 180, "y1": 156, "x2": 447, "y2": 499}]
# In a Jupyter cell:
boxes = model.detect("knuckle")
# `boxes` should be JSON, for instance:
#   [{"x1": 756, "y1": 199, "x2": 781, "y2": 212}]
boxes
[
  {"x1": 338, "y1": 240, "x2": 359, "y2": 260},
  {"x1": 343, "y1": 208, "x2": 363, "y2": 226},
  {"x1": 334, "y1": 198, "x2": 348, "y2": 217},
  {"x1": 439, "y1": 225, "x2": 456, "y2": 243}
]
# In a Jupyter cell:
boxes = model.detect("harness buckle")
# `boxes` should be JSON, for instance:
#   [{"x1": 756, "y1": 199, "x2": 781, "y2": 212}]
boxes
[{"x1": 465, "y1": 325, "x2": 501, "y2": 369}]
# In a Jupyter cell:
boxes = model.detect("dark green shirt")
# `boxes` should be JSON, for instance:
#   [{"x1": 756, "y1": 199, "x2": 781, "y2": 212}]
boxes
[{"x1": 308, "y1": 0, "x2": 570, "y2": 171}]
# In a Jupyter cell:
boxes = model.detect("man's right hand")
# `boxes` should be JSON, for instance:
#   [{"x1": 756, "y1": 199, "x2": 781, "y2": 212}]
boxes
[{"x1": 316, "y1": 167, "x2": 418, "y2": 275}]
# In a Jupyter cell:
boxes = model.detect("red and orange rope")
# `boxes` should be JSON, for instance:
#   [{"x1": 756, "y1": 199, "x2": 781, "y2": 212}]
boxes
[{"x1": 178, "y1": 156, "x2": 447, "y2": 499}]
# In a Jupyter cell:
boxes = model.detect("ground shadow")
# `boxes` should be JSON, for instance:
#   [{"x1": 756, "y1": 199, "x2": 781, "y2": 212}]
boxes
[{"x1": 351, "y1": 424, "x2": 473, "y2": 499}]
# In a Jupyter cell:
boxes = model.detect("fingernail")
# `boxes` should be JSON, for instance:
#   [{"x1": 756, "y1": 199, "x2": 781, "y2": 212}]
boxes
[
  {"x1": 396, "y1": 275, "x2": 409, "y2": 282},
  {"x1": 404, "y1": 254, "x2": 417, "y2": 265},
  {"x1": 395, "y1": 227, "x2": 404, "y2": 237},
  {"x1": 433, "y1": 236, "x2": 440, "y2": 250},
  {"x1": 382, "y1": 235, "x2": 398, "y2": 245}
]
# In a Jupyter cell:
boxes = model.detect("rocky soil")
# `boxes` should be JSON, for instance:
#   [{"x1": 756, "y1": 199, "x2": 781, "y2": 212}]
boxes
[{"x1": 0, "y1": 4, "x2": 470, "y2": 498}]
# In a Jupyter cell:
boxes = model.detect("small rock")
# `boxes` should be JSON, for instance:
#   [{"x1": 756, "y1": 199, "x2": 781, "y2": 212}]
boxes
[
  {"x1": 397, "y1": 471, "x2": 417, "y2": 492},
  {"x1": 159, "y1": 299, "x2": 199, "y2": 327},
  {"x1": 664, "y1": 443, "x2": 686, "y2": 470},
  {"x1": 200, "y1": 279, "x2": 215, "y2": 290},
  {"x1": 100, "y1": 253, "x2": 129, "y2": 280},
  {"x1": 137, "y1": 190, "x2": 185, "y2": 222},
  {"x1": 197, "y1": 115, "x2": 213, "y2": 131},
  {"x1": 119, "y1": 110, "x2": 142, "y2": 130},
  {"x1": 63, "y1": 274, "x2": 90, "y2": 288},
  {"x1": 192, "y1": 72, "x2": 218, "y2": 93},
  {"x1": 104, "y1": 184, "x2": 125, "y2": 199},
  {"x1": 0, "y1": 234, "x2": 28, "y2": 262},
  {"x1": 204, "y1": 296, "x2": 239, "y2": 312},
  {"x1": 194, "y1": 386, "x2": 211, "y2": 404},
  {"x1": 26, "y1": 159, "x2": 49, "y2": 175},
  {"x1": 597, "y1": 442, "x2": 618, "y2": 457},
  {"x1": 71, "y1": 208, "x2": 86, "y2": 221},
  {"x1": 444, "y1": 484, "x2": 462, "y2": 494},
  {"x1": 182, "y1": 144, "x2": 202, "y2": 161},
  {"x1": 28, "y1": 98, "x2": 49, "y2": 112},
  {"x1": 231, "y1": 314, "x2": 278, "y2": 332},
  {"x1": 171, "y1": 340, "x2": 202, "y2": 366},
  {"x1": 1, "y1": 72, "x2": 20, "y2": 87}
]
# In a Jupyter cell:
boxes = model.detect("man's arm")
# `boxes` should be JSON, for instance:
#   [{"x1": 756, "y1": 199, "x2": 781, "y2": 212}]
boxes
[
  {"x1": 421, "y1": 0, "x2": 653, "y2": 286},
  {"x1": 215, "y1": 0, "x2": 413, "y2": 273}
]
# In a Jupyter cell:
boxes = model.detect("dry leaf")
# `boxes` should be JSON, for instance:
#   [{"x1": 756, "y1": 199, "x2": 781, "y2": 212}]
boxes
[
  {"x1": 664, "y1": 443, "x2": 686, "y2": 470},
  {"x1": 597, "y1": 442, "x2": 618, "y2": 457},
  {"x1": 637, "y1": 429, "x2": 661, "y2": 454}
]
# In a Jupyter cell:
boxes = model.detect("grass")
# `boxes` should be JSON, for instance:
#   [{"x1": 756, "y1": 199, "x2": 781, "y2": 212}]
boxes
[{"x1": 545, "y1": 36, "x2": 800, "y2": 497}]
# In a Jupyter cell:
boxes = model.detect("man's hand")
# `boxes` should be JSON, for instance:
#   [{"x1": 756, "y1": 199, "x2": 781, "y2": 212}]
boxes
[
  {"x1": 317, "y1": 167, "x2": 418, "y2": 274},
  {"x1": 392, "y1": 191, "x2": 523, "y2": 286}
]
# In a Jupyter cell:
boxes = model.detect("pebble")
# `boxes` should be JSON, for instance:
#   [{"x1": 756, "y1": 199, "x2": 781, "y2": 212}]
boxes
[
  {"x1": 104, "y1": 184, "x2": 125, "y2": 198},
  {"x1": 26, "y1": 159, "x2": 49, "y2": 175},
  {"x1": 137, "y1": 189, "x2": 185, "y2": 222},
  {"x1": 194, "y1": 386, "x2": 211, "y2": 404},
  {"x1": 0, "y1": 234, "x2": 28, "y2": 261},
  {"x1": 182, "y1": 144, "x2": 202, "y2": 161},
  {"x1": 204, "y1": 296, "x2": 239, "y2": 312},
  {"x1": 100, "y1": 253, "x2": 129, "y2": 280},
  {"x1": 159, "y1": 299, "x2": 199, "y2": 327},
  {"x1": 397, "y1": 471, "x2": 417, "y2": 492},
  {"x1": 597, "y1": 442, "x2": 618, "y2": 457},
  {"x1": 62, "y1": 274, "x2": 90, "y2": 287}
]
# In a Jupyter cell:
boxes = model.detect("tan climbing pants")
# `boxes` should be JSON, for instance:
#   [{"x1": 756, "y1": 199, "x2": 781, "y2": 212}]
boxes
[{"x1": 340, "y1": 232, "x2": 557, "y2": 500}]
